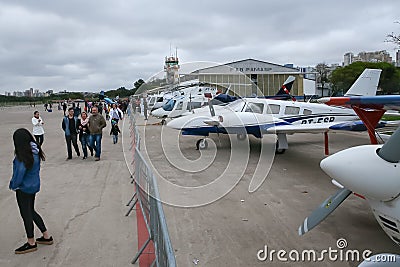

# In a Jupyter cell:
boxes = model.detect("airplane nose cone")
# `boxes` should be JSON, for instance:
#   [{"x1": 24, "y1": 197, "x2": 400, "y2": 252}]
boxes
[
  {"x1": 151, "y1": 108, "x2": 163, "y2": 117},
  {"x1": 320, "y1": 152, "x2": 353, "y2": 189},
  {"x1": 321, "y1": 145, "x2": 400, "y2": 201}
]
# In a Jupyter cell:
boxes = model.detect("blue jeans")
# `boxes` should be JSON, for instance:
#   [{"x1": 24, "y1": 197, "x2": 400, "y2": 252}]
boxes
[
  {"x1": 89, "y1": 134, "x2": 103, "y2": 158},
  {"x1": 112, "y1": 134, "x2": 118, "y2": 144},
  {"x1": 80, "y1": 133, "x2": 93, "y2": 157}
]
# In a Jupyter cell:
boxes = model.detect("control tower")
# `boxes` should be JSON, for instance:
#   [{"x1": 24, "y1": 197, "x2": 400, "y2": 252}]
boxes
[{"x1": 164, "y1": 49, "x2": 180, "y2": 85}]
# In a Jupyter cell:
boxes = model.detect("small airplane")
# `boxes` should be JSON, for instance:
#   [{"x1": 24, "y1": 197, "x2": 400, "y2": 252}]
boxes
[
  {"x1": 167, "y1": 69, "x2": 390, "y2": 153},
  {"x1": 298, "y1": 124, "x2": 400, "y2": 266},
  {"x1": 151, "y1": 75, "x2": 297, "y2": 121},
  {"x1": 150, "y1": 83, "x2": 220, "y2": 121},
  {"x1": 297, "y1": 87, "x2": 400, "y2": 265}
]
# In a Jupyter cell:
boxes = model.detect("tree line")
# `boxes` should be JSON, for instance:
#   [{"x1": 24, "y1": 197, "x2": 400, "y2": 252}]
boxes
[{"x1": 329, "y1": 62, "x2": 400, "y2": 95}]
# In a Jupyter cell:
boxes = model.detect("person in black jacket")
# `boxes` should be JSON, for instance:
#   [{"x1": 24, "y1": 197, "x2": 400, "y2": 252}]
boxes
[
  {"x1": 62, "y1": 108, "x2": 81, "y2": 160},
  {"x1": 110, "y1": 119, "x2": 121, "y2": 144}
]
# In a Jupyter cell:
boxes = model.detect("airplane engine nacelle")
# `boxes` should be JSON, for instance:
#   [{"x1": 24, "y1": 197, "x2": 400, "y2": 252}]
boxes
[
  {"x1": 321, "y1": 145, "x2": 400, "y2": 202},
  {"x1": 369, "y1": 197, "x2": 400, "y2": 247}
]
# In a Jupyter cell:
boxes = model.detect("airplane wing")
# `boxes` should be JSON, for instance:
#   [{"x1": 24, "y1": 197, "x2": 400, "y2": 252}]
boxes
[
  {"x1": 319, "y1": 95, "x2": 400, "y2": 111},
  {"x1": 318, "y1": 95, "x2": 400, "y2": 144},
  {"x1": 265, "y1": 120, "x2": 395, "y2": 134}
]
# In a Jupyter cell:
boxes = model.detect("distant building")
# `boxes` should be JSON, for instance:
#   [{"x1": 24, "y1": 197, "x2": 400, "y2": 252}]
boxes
[
  {"x1": 343, "y1": 52, "x2": 353, "y2": 66},
  {"x1": 191, "y1": 58, "x2": 313, "y2": 96},
  {"x1": 343, "y1": 50, "x2": 392, "y2": 66},
  {"x1": 13, "y1": 91, "x2": 24, "y2": 97}
]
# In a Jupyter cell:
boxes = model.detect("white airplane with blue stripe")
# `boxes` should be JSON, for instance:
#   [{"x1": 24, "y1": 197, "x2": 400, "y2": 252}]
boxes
[{"x1": 167, "y1": 69, "x2": 391, "y2": 153}]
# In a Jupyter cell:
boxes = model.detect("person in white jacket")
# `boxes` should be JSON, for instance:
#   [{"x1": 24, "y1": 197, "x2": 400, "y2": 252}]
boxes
[
  {"x1": 32, "y1": 111, "x2": 45, "y2": 146},
  {"x1": 108, "y1": 103, "x2": 123, "y2": 124}
]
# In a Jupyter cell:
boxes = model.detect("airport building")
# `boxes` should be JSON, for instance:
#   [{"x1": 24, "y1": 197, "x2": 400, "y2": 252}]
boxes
[{"x1": 189, "y1": 59, "x2": 315, "y2": 97}]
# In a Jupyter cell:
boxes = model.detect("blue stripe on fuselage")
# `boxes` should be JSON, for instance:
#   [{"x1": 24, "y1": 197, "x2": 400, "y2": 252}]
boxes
[{"x1": 181, "y1": 122, "x2": 289, "y2": 138}]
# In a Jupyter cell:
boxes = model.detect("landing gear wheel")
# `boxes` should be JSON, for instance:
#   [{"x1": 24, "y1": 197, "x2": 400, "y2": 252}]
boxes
[
  {"x1": 196, "y1": 139, "x2": 208, "y2": 150},
  {"x1": 237, "y1": 133, "x2": 246, "y2": 141},
  {"x1": 275, "y1": 141, "x2": 286, "y2": 154}
]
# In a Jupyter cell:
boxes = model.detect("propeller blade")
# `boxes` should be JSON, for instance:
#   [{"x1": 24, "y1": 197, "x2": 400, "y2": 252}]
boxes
[
  {"x1": 298, "y1": 188, "x2": 352, "y2": 235},
  {"x1": 208, "y1": 99, "x2": 216, "y2": 117},
  {"x1": 378, "y1": 127, "x2": 400, "y2": 163}
]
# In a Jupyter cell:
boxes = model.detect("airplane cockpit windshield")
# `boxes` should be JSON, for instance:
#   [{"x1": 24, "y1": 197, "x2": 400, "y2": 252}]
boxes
[
  {"x1": 225, "y1": 99, "x2": 246, "y2": 112},
  {"x1": 162, "y1": 99, "x2": 176, "y2": 111}
]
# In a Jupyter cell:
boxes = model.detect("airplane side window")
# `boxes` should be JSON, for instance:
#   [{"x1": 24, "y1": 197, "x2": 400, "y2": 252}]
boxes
[
  {"x1": 176, "y1": 101, "x2": 183, "y2": 110},
  {"x1": 303, "y1": 109, "x2": 312, "y2": 115},
  {"x1": 267, "y1": 104, "x2": 280, "y2": 114},
  {"x1": 284, "y1": 106, "x2": 300, "y2": 115},
  {"x1": 245, "y1": 103, "x2": 264, "y2": 114}
]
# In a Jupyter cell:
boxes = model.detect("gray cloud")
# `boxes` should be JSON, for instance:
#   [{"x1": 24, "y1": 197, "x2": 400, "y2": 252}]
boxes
[{"x1": 0, "y1": 0, "x2": 398, "y2": 93}]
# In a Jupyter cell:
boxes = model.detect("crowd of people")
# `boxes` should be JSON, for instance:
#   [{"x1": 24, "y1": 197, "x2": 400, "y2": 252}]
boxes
[{"x1": 8, "y1": 98, "x2": 128, "y2": 254}]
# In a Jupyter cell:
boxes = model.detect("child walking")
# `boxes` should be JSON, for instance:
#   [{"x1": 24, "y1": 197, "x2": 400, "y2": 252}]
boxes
[{"x1": 110, "y1": 120, "x2": 121, "y2": 144}]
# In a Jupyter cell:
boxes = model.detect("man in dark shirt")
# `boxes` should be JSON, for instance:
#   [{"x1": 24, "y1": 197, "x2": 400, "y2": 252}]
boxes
[{"x1": 62, "y1": 107, "x2": 81, "y2": 160}]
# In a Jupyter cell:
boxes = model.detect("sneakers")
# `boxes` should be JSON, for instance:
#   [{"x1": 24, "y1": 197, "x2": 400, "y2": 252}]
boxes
[
  {"x1": 95, "y1": 157, "x2": 100, "y2": 161},
  {"x1": 36, "y1": 236, "x2": 53, "y2": 245},
  {"x1": 82, "y1": 156, "x2": 87, "y2": 160},
  {"x1": 15, "y1": 242, "x2": 37, "y2": 254}
]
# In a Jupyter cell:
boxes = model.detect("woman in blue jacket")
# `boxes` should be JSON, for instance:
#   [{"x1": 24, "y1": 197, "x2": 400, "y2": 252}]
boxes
[{"x1": 9, "y1": 128, "x2": 53, "y2": 254}]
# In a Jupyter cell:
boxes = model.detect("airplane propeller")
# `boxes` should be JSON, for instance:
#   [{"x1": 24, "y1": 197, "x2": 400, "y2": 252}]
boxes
[
  {"x1": 204, "y1": 99, "x2": 221, "y2": 146},
  {"x1": 298, "y1": 188, "x2": 351, "y2": 235},
  {"x1": 208, "y1": 98, "x2": 216, "y2": 117},
  {"x1": 299, "y1": 126, "x2": 400, "y2": 236}
]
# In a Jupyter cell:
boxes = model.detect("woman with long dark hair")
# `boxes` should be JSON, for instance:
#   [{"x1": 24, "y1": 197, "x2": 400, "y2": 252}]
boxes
[{"x1": 9, "y1": 128, "x2": 53, "y2": 254}]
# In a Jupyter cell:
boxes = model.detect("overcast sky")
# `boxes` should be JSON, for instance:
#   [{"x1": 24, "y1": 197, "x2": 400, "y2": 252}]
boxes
[{"x1": 0, "y1": 0, "x2": 398, "y2": 94}]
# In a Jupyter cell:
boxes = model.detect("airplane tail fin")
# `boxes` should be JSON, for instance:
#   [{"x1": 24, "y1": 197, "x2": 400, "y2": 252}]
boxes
[
  {"x1": 344, "y1": 68, "x2": 381, "y2": 97},
  {"x1": 276, "y1": 76, "x2": 295, "y2": 95}
]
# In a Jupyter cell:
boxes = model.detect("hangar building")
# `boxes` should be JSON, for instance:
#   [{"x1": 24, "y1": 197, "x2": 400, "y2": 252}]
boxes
[{"x1": 189, "y1": 59, "x2": 315, "y2": 97}]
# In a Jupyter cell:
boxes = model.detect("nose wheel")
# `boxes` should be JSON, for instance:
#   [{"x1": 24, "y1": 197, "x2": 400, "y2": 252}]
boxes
[{"x1": 196, "y1": 139, "x2": 208, "y2": 150}]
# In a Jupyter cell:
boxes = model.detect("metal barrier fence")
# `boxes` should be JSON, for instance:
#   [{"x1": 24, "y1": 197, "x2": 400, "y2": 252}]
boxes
[{"x1": 125, "y1": 101, "x2": 176, "y2": 267}]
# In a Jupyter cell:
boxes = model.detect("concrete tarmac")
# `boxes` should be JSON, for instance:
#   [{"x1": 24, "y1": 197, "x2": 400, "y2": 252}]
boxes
[
  {"x1": 0, "y1": 106, "x2": 136, "y2": 267},
  {"x1": 135, "y1": 114, "x2": 399, "y2": 267}
]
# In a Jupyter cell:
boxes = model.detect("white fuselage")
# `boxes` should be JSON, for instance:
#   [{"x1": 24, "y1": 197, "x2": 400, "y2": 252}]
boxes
[
  {"x1": 150, "y1": 85, "x2": 219, "y2": 119},
  {"x1": 167, "y1": 98, "x2": 359, "y2": 131}
]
